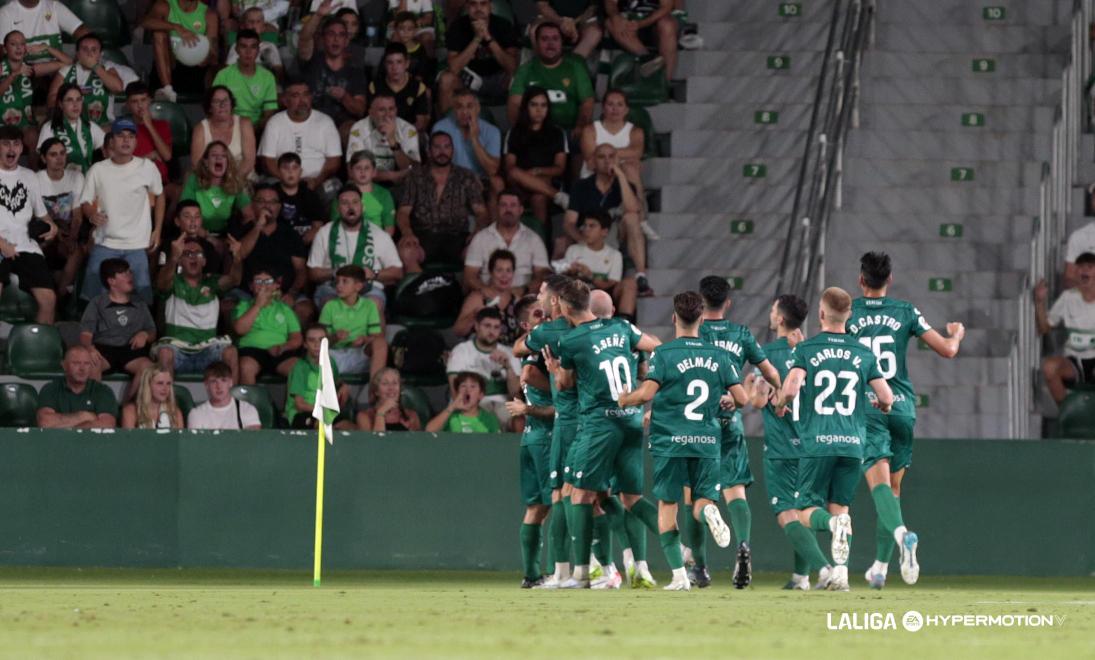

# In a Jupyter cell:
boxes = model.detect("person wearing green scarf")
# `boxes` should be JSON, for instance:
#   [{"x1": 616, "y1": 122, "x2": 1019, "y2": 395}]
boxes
[{"x1": 37, "y1": 82, "x2": 104, "y2": 174}]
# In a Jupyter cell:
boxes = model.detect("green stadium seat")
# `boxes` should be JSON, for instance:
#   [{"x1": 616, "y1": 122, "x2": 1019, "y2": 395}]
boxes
[
  {"x1": 0, "y1": 285, "x2": 38, "y2": 323},
  {"x1": 6, "y1": 324, "x2": 63, "y2": 378},
  {"x1": 231, "y1": 385, "x2": 275, "y2": 429},
  {"x1": 150, "y1": 101, "x2": 192, "y2": 158},
  {"x1": 68, "y1": 0, "x2": 130, "y2": 48},
  {"x1": 609, "y1": 53, "x2": 670, "y2": 107},
  {"x1": 173, "y1": 385, "x2": 195, "y2": 420},
  {"x1": 400, "y1": 385, "x2": 432, "y2": 422},
  {"x1": 0, "y1": 382, "x2": 38, "y2": 427},
  {"x1": 1057, "y1": 389, "x2": 1095, "y2": 439}
]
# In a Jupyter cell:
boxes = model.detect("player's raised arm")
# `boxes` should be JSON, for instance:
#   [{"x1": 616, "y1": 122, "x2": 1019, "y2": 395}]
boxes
[
  {"x1": 777, "y1": 366, "x2": 805, "y2": 413},
  {"x1": 636, "y1": 331, "x2": 662, "y2": 352},
  {"x1": 869, "y1": 377, "x2": 894, "y2": 414},
  {"x1": 919, "y1": 322, "x2": 966, "y2": 359},
  {"x1": 755, "y1": 358, "x2": 782, "y2": 391},
  {"x1": 618, "y1": 379, "x2": 659, "y2": 408},
  {"x1": 513, "y1": 335, "x2": 532, "y2": 357}
]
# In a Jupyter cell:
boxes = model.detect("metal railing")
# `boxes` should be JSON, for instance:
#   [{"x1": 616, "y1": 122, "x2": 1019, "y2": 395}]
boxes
[
  {"x1": 774, "y1": 0, "x2": 874, "y2": 309},
  {"x1": 1009, "y1": 0, "x2": 1093, "y2": 438}
]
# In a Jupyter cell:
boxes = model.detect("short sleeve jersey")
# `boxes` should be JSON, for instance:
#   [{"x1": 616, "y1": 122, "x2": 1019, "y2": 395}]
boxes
[
  {"x1": 233, "y1": 299, "x2": 302, "y2": 349},
  {"x1": 556, "y1": 317, "x2": 643, "y2": 417},
  {"x1": 758, "y1": 337, "x2": 800, "y2": 459},
  {"x1": 524, "y1": 317, "x2": 579, "y2": 424},
  {"x1": 699, "y1": 318, "x2": 767, "y2": 420},
  {"x1": 319, "y1": 296, "x2": 382, "y2": 347},
  {"x1": 164, "y1": 274, "x2": 222, "y2": 344},
  {"x1": 445, "y1": 408, "x2": 501, "y2": 433},
  {"x1": 646, "y1": 337, "x2": 740, "y2": 459},
  {"x1": 180, "y1": 173, "x2": 251, "y2": 235},
  {"x1": 520, "y1": 353, "x2": 554, "y2": 446},
  {"x1": 846, "y1": 296, "x2": 931, "y2": 418},
  {"x1": 789, "y1": 332, "x2": 883, "y2": 459},
  {"x1": 285, "y1": 356, "x2": 340, "y2": 423},
  {"x1": 509, "y1": 54, "x2": 594, "y2": 131},
  {"x1": 211, "y1": 64, "x2": 279, "y2": 125},
  {"x1": 1048, "y1": 289, "x2": 1095, "y2": 360}
]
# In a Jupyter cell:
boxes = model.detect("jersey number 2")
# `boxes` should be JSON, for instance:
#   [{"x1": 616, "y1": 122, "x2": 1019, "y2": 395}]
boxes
[{"x1": 683, "y1": 379, "x2": 709, "y2": 420}]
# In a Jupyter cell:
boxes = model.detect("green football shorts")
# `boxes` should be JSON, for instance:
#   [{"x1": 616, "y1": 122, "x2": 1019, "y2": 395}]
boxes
[
  {"x1": 519, "y1": 443, "x2": 552, "y2": 505},
  {"x1": 719, "y1": 416, "x2": 754, "y2": 489},
  {"x1": 565, "y1": 411, "x2": 644, "y2": 494},
  {"x1": 862, "y1": 414, "x2": 916, "y2": 472},
  {"x1": 652, "y1": 455, "x2": 720, "y2": 503},
  {"x1": 795, "y1": 455, "x2": 862, "y2": 509},
  {"x1": 763, "y1": 457, "x2": 800, "y2": 515},
  {"x1": 550, "y1": 420, "x2": 579, "y2": 489}
]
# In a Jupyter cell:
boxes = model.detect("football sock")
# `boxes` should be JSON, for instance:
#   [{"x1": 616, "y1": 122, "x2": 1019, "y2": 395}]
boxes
[
  {"x1": 625, "y1": 510, "x2": 648, "y2": 562},
  {"x1": 793, "y1": 549, "x2": 809, "y2": 576},
  {"x1": 727, "y1": 499, "x2": 751, "y2": 544},
  {"x1": 628, "y1": 497, "x2": 659, "y2": 535},
  {"x1": 688, "y1": 509, "x2": 707, "y2": 567},
  {"x1": 809, "y1": 508, "x2": 832, "y2": 532},
  {"x1": 549, "y1": 500, "x2": 569, "y2": 567},
  {"x1": 592, "y1": 513, "x2": 612, "y2": 567},
  {"x1": 784, "y1": 521, "x2": 830, "y2": 572},
  {"x1": 602, "y1": 496, "x2": 630, "y2": 556},
  {"x1": 876, "y1": 520, "x2": 896, "y2": 564},
  {"x1": 659, "y1": 530, "x2": 684, "y2": 570},
  {"x1": 571, "y1": 503, "x2": 594, "y2": 577},
  {"x1": 870, "y1": 484, "x2": 905, "y2": 535},
  {"x1": 520, "y1": 523, "x2": 542, "y2": 580}
]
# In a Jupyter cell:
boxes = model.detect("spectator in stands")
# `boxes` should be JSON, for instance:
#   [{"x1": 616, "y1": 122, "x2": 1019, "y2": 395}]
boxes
[
  {"x1": 464, "y1": 189, "x2": 550, "y2": 293},
  {"x1": 432, "y1": 88, "x2": 504, "y2": 204},
  {"x1": 38, "y1": 82, "x2": 104, "y2": 174},
  {"x1": 142, "y1": 0, "x2": 220, "y2": 103},
  {"x1": 536, "y1": 0, "x2": 603, "y2": 57},
  {"x1": 0, "y1": 0, "x2": 87, "y2": 71},
  {"x1": 386, "y1": 0, "x2": 436, "y2": 54},
  {"x1": 234, "y1": 265, "x2": 304, "y2": 384},
  {"x1": 309, "y1": 184, "x2": 403, "y2": 313},
  {"x1": 36, "y1": 345, "x2": 118, "y2": 429},
  {"x1": 334, "y1": 7, "x2": 368, "y2": 64},
  {"x1": 79, "y1": 118, "x2": 165, "y2": 303},
  {"x1": 391, "y1": 11, "x2": 436, "y2": 82},
  {"x1": 46, "y1": 33, "x2": 123, "y2": 125},
  {"x1": 187, "y1": 360, "x2": 261, "y2": 429},
  {"x1": 503, "y1": 86, "x2": 569, "y2": 224},
  {"x1": 0, "y1": 125, "x2": 57, "y2": 324},
  {"x1": 37, "y1": 137, "x2": 84, "y2": 297},
  {"x1": 438, "y1": 0, "x2": 520, "y2": 114},
  {"x1": 426, "y1": 370, "x2": 501, "y2": 433},
  {"x1": 271, "y1": 151, "x2": 327, "y2": 246},
  {"x1": 1036, "y1": 252, "x2": 1095, "y2": 403},
  {"x1": 562, "y1": 143, "x2": 650, "y2": 294},
  {"x1": 507, "y1": 21, "x2": 594, "y2": 142},
  {"x1": 319, "y1": 264, "x2": 387, "y2": 377},
  {"x1": 397, "y1": 131, "x2": 488, "y2": 272},
  {"x1": 155, "y1": 230, "x2": 242, "y2": 380},
  {"x1": 605, "y1": 0, "x2": 677, "y2": 81},
  {"x1": 0, "y1": 31, "x2": 53, "y2": 157},
  {"x1": 124, "y1": 82, "x2": 174, "y2": 187},
  {"x1": 285, "y1": 324, "x2": 353, "y2": 429},
  {"x1": 562, "y1": 210, "x2": 638, "y2": 321},
  {"x1": 257, "y1": 79, "x2": 343, "y2": 195},
  {"x1": 191, "y1": 86, "x2": 257, "y2": 182},
  {"x1": 121, "y1": 365, "x2": 185, "y2": 428},
  {"x1": 80, "y1": 258, "x2": 157, "y2": 398},
  {"x1": 580, "y1": 89, "x2": 645, "y2": 197},
  {"x1": 446, "y1": 306, "x2": 521, "y2": 428},
  {"x1": 454, "y1": 248, "x2": 520, "y2": 343},
  {"x1": 180, "y1": 141, "x2": 252, "y2": 236},
  {"x1": 1064, "y1": 220, "x2": 1095, "y2": 288},
  {"x1": 338, "y1": 150, "x2": 397, "y2": 235},
  {"x1": 211, "y1": 29, "x2": 279, "y2": 128},
  {"x1": 368, "y1": 43, "x2": 430, "y2": 133},
  {"x1": 226, "y1": 8, "x2": 285, "y2": 80},
  {"x1": 229, "y1": 183, "x2": 312, "y2": 324},
  {"x1": 346, "y1": 93, "x2": 421, "y2": 188},
  {"x1": 159, "y1": 200, "x2": 223, "y2": 274},
  {"x1": 297, "y1": 12, "x2": 368, "y2": 134},
  {"x1": 356, "y1": 366, "x2": 422, "y2": 431}
]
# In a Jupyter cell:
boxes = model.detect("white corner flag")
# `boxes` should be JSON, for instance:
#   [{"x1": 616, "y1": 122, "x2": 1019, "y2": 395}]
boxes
[{"x1": 312, "y1": 337, "x2": 340, "y2": 444}]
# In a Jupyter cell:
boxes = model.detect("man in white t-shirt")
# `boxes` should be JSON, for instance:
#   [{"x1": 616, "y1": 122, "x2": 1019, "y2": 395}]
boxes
[
  {"x1": 445, "y1": 305, "x2": 522, "y2": 429},
  {"x1": 464, "y1": 189, "x2": 549, "y2": 292},
  {"x1": 0, "y1": 0, "x2": 87, "y2": 65},
  {"x1": 78, "y1": 117, "x2": 165, "y2": 303},
  {"x1": 345, "y1": 93, "x2": 420, "y2": 186},
  {"x1": 1036, "y1": 251, "x2": 1095, "y2": 403},
  {"x1": 0, "y1": 125, "x2": 58, "y2": 323},
  {"x1": 1064, "y1": 221, "x2": 1095, "y2": 288},
  {"x1": 257, "y1": 79, "x2": 342, "y2": 195},
  {"x1": 561, "y1": 209, "x2": 637, "y2": 321},
  {"x1": 187, "y1": 360, "x2": 262, "y2": 429},
  {"x1": 307, "y1": 185, "x2": 403, "y2": 312}
]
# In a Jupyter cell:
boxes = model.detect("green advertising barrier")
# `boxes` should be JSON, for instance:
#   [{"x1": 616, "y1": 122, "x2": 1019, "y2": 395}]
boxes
[{"x1": 0, "y1": 430, "x2": 1091, "y2": 576}]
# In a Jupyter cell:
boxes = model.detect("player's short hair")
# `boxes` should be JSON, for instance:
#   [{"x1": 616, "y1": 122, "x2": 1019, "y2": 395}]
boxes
[
  {"x1": 860, "y1": 251, "x2": 892, "y2": 289},
  {"x1": 335, "y1": 264, "x2": 367, "y2": 282},
  {"x1": 699, "y1": 275, "x2": 731, "y2": 309},
  {"x1": 487, "y1": 249, "x2": 515, "y2": 273},
  {"x1": 452, "y1": 371, "x2": 486, "y2": 392},
  {"x1": 514, "y1": 294, "x2": 540, "y2": 323},
  {"x1": 673, "y1": 291, "x2": 704, "y2": 326},
  {"x1": 556, "y1": 278, "x2": 591, "y2": 312},
  {"x1": 544, "y1": 274, "x2": 571, "y2": 295},
  {"x1": 475, "y1": 306, "x2": 503, "y2": 324},
  {"x1": 99, "y1": 258, "x2": 130, "y2": 287},
  {"x1": 1076, "y1": 252, "x2": 1095, "y2": 266},
  {"x1": 821, "y1": 287, "x2": 852, "y2": 320},
  {"x1": 277, "y1": 151, "x2": 302, "y2": 168},
  {"x1": 393, "y1": 10, "x2": 417, "y2": 25},
  {"x1": 203, "y1": 361, "x2": 232, "y2": 381},
  {"x1": 776, "y1": 294, "x2": 808, "y2": 330},
  {"x1": 581, "y1": 210, "x2": 612, "y2": 232}
]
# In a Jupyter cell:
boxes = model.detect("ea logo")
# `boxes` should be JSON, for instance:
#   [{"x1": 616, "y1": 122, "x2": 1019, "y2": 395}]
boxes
[{"x1": 902, "y1": 610, "x2": 924, "y2": 632}]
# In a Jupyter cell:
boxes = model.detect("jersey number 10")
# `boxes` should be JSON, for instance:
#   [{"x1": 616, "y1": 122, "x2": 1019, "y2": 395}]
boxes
[{"x1": 599, "y1": 357, "x2": 633, "y2": 400}]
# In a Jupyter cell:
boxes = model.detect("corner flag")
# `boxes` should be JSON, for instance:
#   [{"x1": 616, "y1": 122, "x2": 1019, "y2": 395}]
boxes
[{"x1": 312, "y1": 338, "x2": 339, "y2": 587}]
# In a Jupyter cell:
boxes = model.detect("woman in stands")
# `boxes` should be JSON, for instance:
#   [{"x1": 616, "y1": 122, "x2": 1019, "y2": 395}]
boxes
[
  {"x1": 356, "y1": 367, "x2": 422, "y2": 432},
  {"x1": 121, "y1": 366, "x2": 185, "y2": 429},
  {"x1": 452, "y1": 249, "x2": 520, "y2": 344},
  {"x1": 502, "y1": 85, "x2": 569, "y2": 225},
  {"x1": 180, "y1": 140, "x2": 252, "y2": 238},
  {"x1": 579, "y1": 88, "x2": 645, "y2": 198},
  {"x1": 36, "y1": 137, "x2": 86, "y2": 298},
  {"x1": 37, "y1": 83, "x2": 105, "y2": 174},
  {"x1": 190, "y1": 85, "x2": 257, "y2": 180}
]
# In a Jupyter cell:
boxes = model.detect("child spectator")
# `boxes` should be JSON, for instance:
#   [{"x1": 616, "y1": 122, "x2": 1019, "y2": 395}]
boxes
[
  {"x1": 426, "y1": 371, "x2": 501, "y2": 433},
  {"x1": 79, "y1": 258, "x2": 157, "y2": 399},
  {"x1": 284, "y1": 324, "x2": 353, "y2": 429},
  {"x1": 233, "y1": 266, "x2": 304, "y2": 384},
  {"x1": 319, "y1": 265, "x2": 388, "y2": 377},
  {"x1": 368, "y1": 43, "x2": 431, "y2": 133},
  {"x1": 272, "y1": 151, "x2": 327, "y2": 245},
  {"x1": 391, "y1": 10, "x2": 436, "y2": 82},
  {"x1": 36, "y1": 345, "x2": 118, "y2": 429},
  {"x1": 387, "y1": 0, "x2": 436, "y2": 54},
  {"x1": 212, "y1": 29, "x2": 278, "y2": 126},
  {"x1": 158, "y1": 201, "x2": 224, "y2": 275},
  {"x1": 226, "y1": 8, "x2": 285, "y2": 79},
  {"x1": 356, "y1": 367, "x2": 422, "y2": 431},
  {"x1": 334, "y1": 151, "x2": 397, "y2": 235},
  {"x1": 562, "y1": 210, "x2": 637, "y2": 321},
  {"x1": 180, "y1": 141, "x2": 252, "y2": 236},
  {"x1": 187, "y1": 360, "x2": 262, "y2": 429},
  {"x1": 121, "y1": 366, "x2": 185, "y2": 428},
  {"x1": 1036, "y1": 252, "x2": 1095, "y2": 403}
]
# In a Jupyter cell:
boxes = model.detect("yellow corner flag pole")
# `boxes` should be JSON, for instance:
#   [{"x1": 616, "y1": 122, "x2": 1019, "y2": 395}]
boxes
[{"x1": 313, "y1": 421, "x2": 327, "y2": 587}]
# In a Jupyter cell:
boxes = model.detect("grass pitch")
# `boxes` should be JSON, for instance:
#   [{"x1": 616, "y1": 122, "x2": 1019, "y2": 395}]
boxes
[{"x1": 0, "y1": 568, "x2": 1091, "y2": 658}]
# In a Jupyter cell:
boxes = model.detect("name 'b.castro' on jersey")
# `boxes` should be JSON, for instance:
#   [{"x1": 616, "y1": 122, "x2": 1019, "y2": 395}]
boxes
[
  {"x1": 557, "y1": 317, "x2": 644, "y2": 418},
  {"x1": 789, "y1": 332, "x2": 884, "y2": 458},
  {"x1": 846, "y1": 296, "x2": 931, "y2": 418},
  {"x1": 646, "y1": 338, "x2": 741, "y2": 459}
]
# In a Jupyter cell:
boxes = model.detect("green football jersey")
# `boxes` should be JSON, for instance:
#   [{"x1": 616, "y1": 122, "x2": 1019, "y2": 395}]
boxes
[
  {"x1": 759, "y1": 336, "x2": 801, "y2": 459},
  {"x1": 846, "y1": 296, "x2": 931, "y2": 417},
  {"x1": 557, "y1": 317, "x2": 643, "y2": 418},
  {"x1": 646, "y1": 337, "x2": 741, "y2": 459},
  {"x1": 520, "y1": 354, "x2": 554, "y2": 446},
  {"x1": 699, "y1": 318, "x2": 767, "y2": 421},
  {"x1": 789, "y1": 332, "x2": 883, "y2": 458},
  {"x1": 524, "y1": 317, "x2": 579, "y2": 424}
]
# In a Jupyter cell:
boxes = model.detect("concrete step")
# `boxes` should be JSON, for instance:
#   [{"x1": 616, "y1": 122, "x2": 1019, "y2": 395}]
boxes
[
  {"x1": 681, "y1": 76, "x2": 820, "y2": 104},
  {"x1": 840, "y1": 185, "x2": 1041, "y2": 215},
  {"x1": 823, "y1": 240, "x2": 1030, "y2": 273},
  {"x1": 874, "y1": 1, "x2": 1073, "y2": 27},
  {"x1": 645, "y1": 212, "x2": 793, "y2": 241},
  {"x1": 917, "y1": 384, "x2": 1016, "y2": 416},
  {"x1": 639, "y1": 293, "x2": 774, "y2": 328},
  {"x1": 875, "y1": 23, "x2": 1069, "y2": 54},
  {"x1": 646, "y1": 157, "x2": 803, "y2": 187},
  {"x1": 845, "y1": 130, "x2": 1050, "y2": 160},
  {"x1": 649, "y1": 102, "x2": 816, "y2": 132},
  {"x1": 677, "y1": 50, "x2": 828, "y2": 79},
  {"x1": 697, "y1": 21, "x2": 832, "y2": 52},
  {"x1": 860, "y1": 77, "x2": 1060, "y2": 106},
  {"x1": 667, "y1": 130, "x2": 810, "y2": 159},
  {"x1": 648, "y1": 237, "x2": 785, "y2": 270},
  {"x1": 827, "y1": 212, "x2": 1035, "y2": 245},
  {"x1": 657, "y1": 184, "x2": 795, "y2": 214},
  {"x1": 687, "y1": 0, "x2": 834, "y2": 22},
  {"x1": 845, "y1": 158, "x2": 1045, "y2": 187},
  {"x1": 859, "y1": 104, "x2": 1055, "y2": 132},
  {"x1": 862, "y1": 52, "x2": 1066, "y2": 79},
  {"x1": 646, "y1": 267, "x2": 780, "y2": 298},
  {"x1": 913, "y1": 411, "x2": 1011, "y2": 439},
  {"x1": 908, "y1": 355, "x2": 1011, "y2": 385}
]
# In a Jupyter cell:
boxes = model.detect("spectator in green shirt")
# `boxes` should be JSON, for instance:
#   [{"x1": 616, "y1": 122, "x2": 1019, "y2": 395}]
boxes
[
  {"x1": 426, "y1": 371, "x2": 501, "y2": 433},
  {"x1": 506, "y1": 21, "x2": 593, "y2": 140},
  {"x1": 318, "y1": 264, "x2": 388, "y2": 378},
  {"x1": 285, "y1": 324, "x2": 353, "y2": 429},
  {"x1": 233, "y1": 267, "x2": 303, "y2": 384},
  {"x1": 211, "y1": 29, "x2": 278, "y2": 126},
  {"x1": 329, "y1": 151, "x2": 396, "y2": 235},
  {"x1": 180, "y1": 140, "x2": 252, "y2": 235},
  {"x1": 36, "y1": 345, "x2": 119, "y2": 429}
]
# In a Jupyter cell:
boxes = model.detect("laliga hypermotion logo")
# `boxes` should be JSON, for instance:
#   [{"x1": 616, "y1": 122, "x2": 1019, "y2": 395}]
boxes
[{"x1": 827, "y1": 609, "x2": 1066, "y2": 631}]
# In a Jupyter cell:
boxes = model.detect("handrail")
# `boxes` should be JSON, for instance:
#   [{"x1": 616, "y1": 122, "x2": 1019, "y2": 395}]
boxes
[{"x1": 774, "y1": 0, "x2": 874, "y2": 312}]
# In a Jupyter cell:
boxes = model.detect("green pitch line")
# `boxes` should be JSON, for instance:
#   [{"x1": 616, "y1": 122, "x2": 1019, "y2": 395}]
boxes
[{"x1": 0, "y1": 569, "x2": 1090, "y2": 659}]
